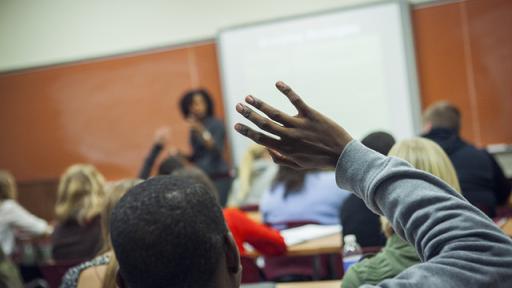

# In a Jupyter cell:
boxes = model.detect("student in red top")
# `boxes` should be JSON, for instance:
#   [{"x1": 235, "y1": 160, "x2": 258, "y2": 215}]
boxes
[{"x1": 223, "y1": 208, "x2": 285, "y2": 256}]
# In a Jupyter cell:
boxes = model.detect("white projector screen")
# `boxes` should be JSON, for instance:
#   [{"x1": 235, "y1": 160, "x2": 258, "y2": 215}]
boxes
[{"x1": 218, "y1": 0, "x2": 420, "y2": 166}]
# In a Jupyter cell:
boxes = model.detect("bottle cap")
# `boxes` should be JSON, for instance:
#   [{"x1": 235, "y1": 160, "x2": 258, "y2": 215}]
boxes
[{"x1": 344, "y1": 234, "x2": 357, "y2": 243}]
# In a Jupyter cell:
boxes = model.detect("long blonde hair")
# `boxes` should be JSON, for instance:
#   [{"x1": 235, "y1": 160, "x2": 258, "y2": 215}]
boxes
[
  {"x1": 101, "y1": 179, "x2": 143, "y2": 288},
  {"x1": 381, "y1": 137, "x2": 461, "y2": 237},
  {"x1": 0, "y1": 170, "x2": 17, "y2": 201},
  {"x1": 230, "y1": 144, "x2": 269, "y2": 205},
  {"x1": 55, "y1": 164, "x2": 106, "y2": 224}
]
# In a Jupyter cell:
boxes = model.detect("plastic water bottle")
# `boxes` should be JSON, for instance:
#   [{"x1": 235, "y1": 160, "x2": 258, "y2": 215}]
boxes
[{"x1": 343, "y1": 234, "x2": 362, "y2": 272}]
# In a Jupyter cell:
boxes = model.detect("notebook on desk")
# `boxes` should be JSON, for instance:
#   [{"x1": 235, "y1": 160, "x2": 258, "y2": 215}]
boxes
[{"x1": 280, "y1": 224, "x2": 342, "y2": 246}]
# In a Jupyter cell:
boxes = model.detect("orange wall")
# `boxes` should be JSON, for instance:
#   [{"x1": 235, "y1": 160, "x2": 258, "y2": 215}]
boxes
[
  {"x1": 413, "y1": 0, "x2": 512, "y2": 146},
  {"x1": 0, "y1": 42, "x2": 225, "y2": 182}
]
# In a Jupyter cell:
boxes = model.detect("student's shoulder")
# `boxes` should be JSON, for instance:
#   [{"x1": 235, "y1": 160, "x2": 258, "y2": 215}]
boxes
[
  {"x1": 1, "y1": 199, "x2": 18, "y2": 209},
  {"x1": 76, "y1": 265, "x2": 107, "y2": 288},
  {"x1": 0, "y1": 199, "x2": 23, "y2": 214}
]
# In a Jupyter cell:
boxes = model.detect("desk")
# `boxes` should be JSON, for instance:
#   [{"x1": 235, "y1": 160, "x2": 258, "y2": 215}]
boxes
[
  {"x1": 247, "y1": 233, "x2": 342, "y2": 258},
  {"x1": 286, "y1": 234, "x2": 341, "y2": 257},
  {"x1": 276, "y1": 280, "x2": 342, "y2": 288}
]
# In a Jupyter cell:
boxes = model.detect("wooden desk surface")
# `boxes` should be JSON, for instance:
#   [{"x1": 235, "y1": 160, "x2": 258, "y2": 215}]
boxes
[
  {"x1": 247, "y1": 233, "x2": 341, "y2": 258},
  {"x1": 286, "y1": 234, "x2": 341, "y2": 257},
  {"x1": 276, "y1": 280, "x2": 342, "y2": 288}
]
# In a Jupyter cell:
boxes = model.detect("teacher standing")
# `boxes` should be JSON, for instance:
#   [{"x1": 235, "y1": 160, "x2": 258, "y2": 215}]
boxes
[{"x1": 180, "y1": 89, "x2": 232, "y2": 206}]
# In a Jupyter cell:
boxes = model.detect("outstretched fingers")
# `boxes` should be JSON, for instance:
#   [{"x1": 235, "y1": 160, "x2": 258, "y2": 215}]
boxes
[
  {"x1": 236, "y1": 103, "x2": 286, "y2": 136},
  {"x1": 275, "y1": 81, "x2": 310, "y2": 115},
  {"x1": 234, "y1": 123, "x2": 281, "y2": 150},
  {"x1": 245, "y1": 95, "x2": 298, "y2": 127}
]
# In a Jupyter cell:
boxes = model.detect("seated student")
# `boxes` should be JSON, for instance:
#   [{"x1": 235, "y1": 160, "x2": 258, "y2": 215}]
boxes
[
  {"x1": 0, "y1": 171, "x2": 52, "y2": 288},
  {"x1": 0, "y1": 170, "x2": 52, "y2": 257},
  {"x1": 260, "y1": 166, "x2": 350, "y2": 227},
  {"x1": 52, "y1": 164, "x2": 106, "y2": 261},
  {"x1": 227, "y1": 144, "x2": 278, "y2": 207},
  {"x1": 60, "y1": 179, "x2": 142, "y2": 288},
  {"x1": 110, "y1": 174, "x2": 242, "y2": 288},
  {"x1": 422, "y1": 101, "x2": 511, "y2": 218},
  {"x1": 340, "y1": 131, "x2": 395, "y2": 248},
  {"x1": 234, "y1": 81, "x2": 512, "y2": 287},
  {"x1": 342, "y1": 137, "x2": 461, "y2": 287},
  {"x1": 172, "y1": 168, "x2": 286, "y2": 257}
]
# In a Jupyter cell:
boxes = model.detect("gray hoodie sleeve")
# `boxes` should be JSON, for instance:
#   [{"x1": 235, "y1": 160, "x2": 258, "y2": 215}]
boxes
[{"x1": 336, "y1": 140, "x2": 512, "y2": 288}]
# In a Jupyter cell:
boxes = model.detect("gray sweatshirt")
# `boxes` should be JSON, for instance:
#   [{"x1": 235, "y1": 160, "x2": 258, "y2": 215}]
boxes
[{"x1": 336, "y1": 140, "x2": 512, "y2": 287}]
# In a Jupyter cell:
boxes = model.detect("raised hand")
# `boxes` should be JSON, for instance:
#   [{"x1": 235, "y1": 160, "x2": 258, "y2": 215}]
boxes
[
  {"x1": 154, "y1": 126, "x2": 171, "y2": 145},
  {"x1": 234, "y1": 81, "x2": 353, "y2": 169}
]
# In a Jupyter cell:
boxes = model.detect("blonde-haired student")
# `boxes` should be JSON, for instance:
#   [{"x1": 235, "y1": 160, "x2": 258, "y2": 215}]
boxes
[
  {"x1": 227, "y1": 144, "x2": 278, "y2": 207},
  {"x1": 52, "y1": 164, "x2": 106, "y2": 261},
  {"x1": 60, "y1": 179, "x2": 142, "y2": 288},
  {"x1": 342, "y1": 137, "x2": 461, "y2": 288}
]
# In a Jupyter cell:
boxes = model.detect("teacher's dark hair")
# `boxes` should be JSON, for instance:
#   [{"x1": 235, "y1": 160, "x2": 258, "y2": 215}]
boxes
[{"x1": 180, "y1": 89, "x2": 215, "y2": 118}]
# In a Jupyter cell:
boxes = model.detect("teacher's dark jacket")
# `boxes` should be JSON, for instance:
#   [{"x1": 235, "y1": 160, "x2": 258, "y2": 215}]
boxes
[{"x1": 190, "y1": 117, "x2": 229, "y2": 177}]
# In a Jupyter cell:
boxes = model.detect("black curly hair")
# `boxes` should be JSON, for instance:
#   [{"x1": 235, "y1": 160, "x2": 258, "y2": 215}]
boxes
[
  {"x1": 179, "y1": 89, "x2": 215, "y2": 118},
  {"x1": 110, "y1": 174, "x2": 228, "y2": 288}
]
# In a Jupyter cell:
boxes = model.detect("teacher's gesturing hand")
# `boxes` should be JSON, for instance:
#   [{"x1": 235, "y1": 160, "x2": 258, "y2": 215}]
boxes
[{"x1": 235, "y1": 81, "x2": 353, "y2": 169}]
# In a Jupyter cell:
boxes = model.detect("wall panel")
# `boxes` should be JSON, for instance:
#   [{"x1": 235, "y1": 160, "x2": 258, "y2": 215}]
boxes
[
  {"x1": 413, "y1": 0, "x2": 512, "y2": 146},
  {"x1": 0, "y1": 42, "x2": 225, "y2": 183}
]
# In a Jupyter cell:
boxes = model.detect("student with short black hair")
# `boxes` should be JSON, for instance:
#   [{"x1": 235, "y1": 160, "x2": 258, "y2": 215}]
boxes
[
  {"x1": 110, "y1": 175, "x2": 241, "y2": 288},
  {"x1": 422, "y1": 101, "x2": 511, "y2": 218}
]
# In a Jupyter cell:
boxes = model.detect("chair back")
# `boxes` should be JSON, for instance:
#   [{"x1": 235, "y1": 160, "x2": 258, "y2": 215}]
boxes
[{"x1": 241, "y1": 256, "x2": 264, "y2": 283}]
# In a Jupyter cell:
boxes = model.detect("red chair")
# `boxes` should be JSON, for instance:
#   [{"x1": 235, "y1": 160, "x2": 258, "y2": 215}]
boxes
[
  {"x1": 39, "y1": 260, "x2": 83, "y2": 288},
  {"x1": 241, "y1": 256, "x2": 265, "y2": 283}
]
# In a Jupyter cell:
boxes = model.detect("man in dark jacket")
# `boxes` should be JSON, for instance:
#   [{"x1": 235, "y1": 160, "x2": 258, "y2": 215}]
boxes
[{"x1": 422, "y1": 101, "x2": 510, "y2": 218}]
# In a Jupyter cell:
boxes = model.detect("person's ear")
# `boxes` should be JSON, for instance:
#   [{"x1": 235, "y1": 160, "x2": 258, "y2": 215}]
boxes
[
  {"x1": 224, "y1": 232, "x2": 241, "y2": 275},
  {"x1": 116, "y1": 270, "x2": 126, "y2": 288}
]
